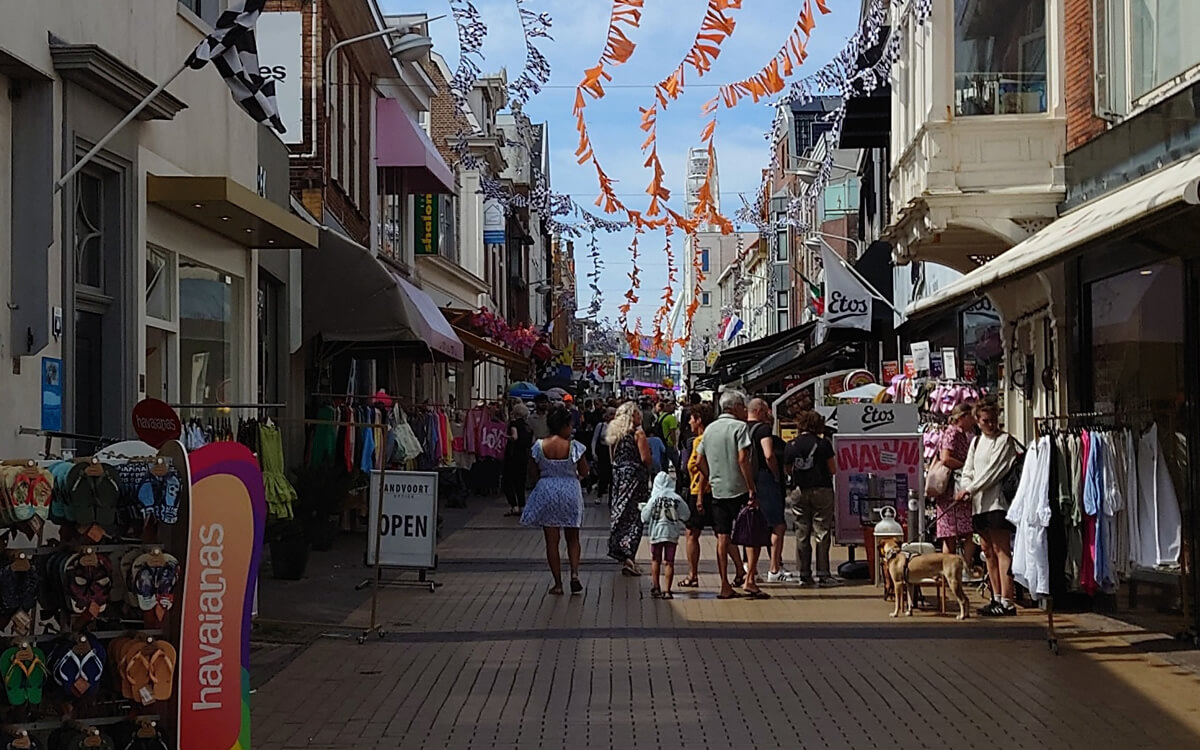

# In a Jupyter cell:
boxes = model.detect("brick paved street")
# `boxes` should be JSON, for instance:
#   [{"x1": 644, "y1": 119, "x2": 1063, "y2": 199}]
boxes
[{"x1": 252, "y1": 499, "x2": 1200, "y2": 749}]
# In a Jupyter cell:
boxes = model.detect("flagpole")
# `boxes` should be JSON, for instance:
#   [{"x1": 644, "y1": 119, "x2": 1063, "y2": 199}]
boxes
[{"x1": 55, "y1": 60, "x2": 190, "y2": 192}]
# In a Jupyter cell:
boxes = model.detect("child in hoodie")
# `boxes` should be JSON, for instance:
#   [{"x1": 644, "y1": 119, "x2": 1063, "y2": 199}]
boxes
[{"x1": 640, "y1": 471, "x2": 691, "y2": 599}]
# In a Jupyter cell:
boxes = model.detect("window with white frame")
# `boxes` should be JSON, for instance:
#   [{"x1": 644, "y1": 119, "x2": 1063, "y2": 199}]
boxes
[
  {"x1": 776, "y1": 290, "x2": 789, "y2": 332},
  {"x1": 1095, "y1": 0, "x2": 1200, "y2": 118},
  {"x1": 954, "y1": 0, "x2": 1048, "y2": 116}
]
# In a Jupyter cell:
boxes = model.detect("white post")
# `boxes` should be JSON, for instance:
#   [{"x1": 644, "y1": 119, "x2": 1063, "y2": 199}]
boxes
[{"x1": 55, "y1": 60, "x2": 190, "y2": 192}]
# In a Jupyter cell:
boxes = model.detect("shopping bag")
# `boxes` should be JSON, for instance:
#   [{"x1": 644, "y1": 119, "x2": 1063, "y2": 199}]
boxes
[{"x1": 731, "y1": 504, "x2": 771, "y2": 548}]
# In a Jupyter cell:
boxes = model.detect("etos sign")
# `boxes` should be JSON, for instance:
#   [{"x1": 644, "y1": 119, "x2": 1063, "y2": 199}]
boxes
[
  {"x1": 836, "y1": 403, "x2": 919, "y2": 435},
  {"x1": 132, "y1": 398, "x2": 182, "y2": 448}
]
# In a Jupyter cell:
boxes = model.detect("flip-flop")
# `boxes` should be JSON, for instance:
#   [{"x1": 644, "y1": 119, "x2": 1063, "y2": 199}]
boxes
[
  {"x1": 743, "y1": 590, "x2": 772, "y2": 600},
  {"x1": 1, "y1": 647, "x2": 25, "y2": 705},
  {"x1": 147, "y1": 640, "x2": 176, "y2": 702},
  {"x1": 716, "y1": 591, "x2": 741, "y2": 600}
]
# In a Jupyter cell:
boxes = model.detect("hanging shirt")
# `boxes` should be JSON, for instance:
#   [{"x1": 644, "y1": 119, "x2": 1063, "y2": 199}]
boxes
[
  {"x1": 1007, "y1": 437, "x2": 1052, "y2": 600},
  {"x1": 1136, "y1": 424, "x2": 1183, "y2": 568},
  {"x1": 477, "y1": 419, "x2": 508, "y2": 460}
]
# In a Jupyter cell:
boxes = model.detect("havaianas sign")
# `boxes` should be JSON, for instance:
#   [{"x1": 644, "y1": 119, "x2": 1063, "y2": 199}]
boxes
[{"x1": 178, "y1": 442, "x2": 267, "y2": 750}]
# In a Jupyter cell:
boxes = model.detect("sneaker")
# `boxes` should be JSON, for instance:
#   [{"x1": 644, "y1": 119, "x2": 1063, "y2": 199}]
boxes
[
  {"x1": 816, "y1": 576, "x2": 843, "y2": 588},
  {"x1": 797, "y1": 576, "x2": 815, "y2": 587},
  {"x1": 978, "y1": 600, "x2": 1015, "y2": 617},
  {"x1": 767, "y1": 570, "x2": 801, "y2": 584}
]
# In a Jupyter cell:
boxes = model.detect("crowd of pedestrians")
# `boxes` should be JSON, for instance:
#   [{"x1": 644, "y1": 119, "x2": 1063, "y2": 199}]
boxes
[{"x1": 508, "y1": 388, "x2": 841, "y2": 597}]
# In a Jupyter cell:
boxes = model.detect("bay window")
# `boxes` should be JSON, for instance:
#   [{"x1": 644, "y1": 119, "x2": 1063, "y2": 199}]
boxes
[
  {"x1": 954, "y1": 0, "x2": 1048, "y2": 116},
  {"x1": 1096, "y1": 0, "x2": 1200, "y2": 118}
]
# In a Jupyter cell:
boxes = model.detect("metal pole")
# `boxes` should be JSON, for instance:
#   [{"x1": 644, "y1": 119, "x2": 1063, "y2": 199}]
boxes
[
  {"x1": 364, "y1": 468, "x2": 388, "y2": 642},
  {"x1": 56, "y1": 60, "x2": 190, "y2": 192}
]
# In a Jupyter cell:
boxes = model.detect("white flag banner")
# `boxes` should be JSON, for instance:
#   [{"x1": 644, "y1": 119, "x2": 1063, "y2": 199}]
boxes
[{"x1": 821, "y1": 246, "x2": 873, "y2": 331}]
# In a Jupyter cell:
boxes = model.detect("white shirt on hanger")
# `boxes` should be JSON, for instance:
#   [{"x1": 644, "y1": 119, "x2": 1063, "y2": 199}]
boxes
[{"x1": 1007, "y1": 436, "x2": 1052, "y2": 600}]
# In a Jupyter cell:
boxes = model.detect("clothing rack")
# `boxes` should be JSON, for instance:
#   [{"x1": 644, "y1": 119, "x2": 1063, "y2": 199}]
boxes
[
  {"x1": 168, "y1": 402, "x2": 286, "y2": 410},
  {"x1": 16, "y1": 426, "x2": 122, "y2": 459}
]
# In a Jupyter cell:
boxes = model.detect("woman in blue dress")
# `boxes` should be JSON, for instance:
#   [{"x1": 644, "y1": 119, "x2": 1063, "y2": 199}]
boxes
[{"x1": 521, "y1": 405, "x2": 590, "y2": 595}]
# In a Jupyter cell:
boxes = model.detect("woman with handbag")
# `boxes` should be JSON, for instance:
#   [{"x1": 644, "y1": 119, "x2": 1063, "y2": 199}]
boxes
[
  {"x1": 929, "y1": 403, "x2": 977, "y2": 562},
  {"x1": 956, "y1": 401, "x2": 1022, "y2": 616}
]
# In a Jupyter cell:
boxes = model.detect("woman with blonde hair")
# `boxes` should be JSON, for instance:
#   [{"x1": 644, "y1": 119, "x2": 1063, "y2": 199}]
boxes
[{"x1": 607, "y1": 401, "x2": 653, "y2": 575}]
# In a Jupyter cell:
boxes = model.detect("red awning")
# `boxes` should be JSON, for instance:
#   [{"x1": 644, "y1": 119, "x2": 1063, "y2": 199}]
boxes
[{"x1": 376, "y1": 98, "x2": 455, "y2": 195}]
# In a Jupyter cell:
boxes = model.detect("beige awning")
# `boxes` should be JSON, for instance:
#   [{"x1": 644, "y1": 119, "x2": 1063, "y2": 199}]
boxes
[{"x1": 146, "y1": 174, "x2": 319, "y2": 250}]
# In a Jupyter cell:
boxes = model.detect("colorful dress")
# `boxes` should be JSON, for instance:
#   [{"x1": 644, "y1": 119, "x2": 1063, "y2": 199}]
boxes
[
  {"x1": 520, "y1": 440, "x2": 586, "y2": 528},
  {"x1": 935, "y1": 425, "x2": 974, "y2": 539},
  {"x1": 608, "y1": 432, "x2": 648, "y2": 562}
]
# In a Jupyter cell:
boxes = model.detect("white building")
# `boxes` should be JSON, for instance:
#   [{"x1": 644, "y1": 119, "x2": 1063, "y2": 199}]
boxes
[
  {"x1": 887, "y1": 0, "x2": 1066, "y2": 274},
  {"x1": 0, "y1": 0, "x2": 318, "y2": 455}
]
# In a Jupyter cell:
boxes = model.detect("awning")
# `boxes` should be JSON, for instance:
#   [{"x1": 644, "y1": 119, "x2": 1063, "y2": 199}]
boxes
[
  {"x1": 742, "y1": 339, "x2": 863, "y2": 392},
  {"x1": 907, "y1": 151, "x2": 1200, "y2": 318},
  {"x1": 709, "y1": 323, "x2": 818, "y2": 383},
  {"x1": 451, "y1": 325, "x2": 530, "y2": 372},
  {"x1": 303, "y1": 228, "x2": 463, "y2": 361},
  {"x1": 147, "y1": 174, "x2": 319, "y2": 249},
  {"x1": 376, "y1": 98, "x2": 455, "y2": 194}
]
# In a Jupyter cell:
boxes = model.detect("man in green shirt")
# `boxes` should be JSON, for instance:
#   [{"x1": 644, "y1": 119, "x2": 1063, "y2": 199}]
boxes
[{"x1": 657, "y1": 398, "x2": 680, "y2": 472}]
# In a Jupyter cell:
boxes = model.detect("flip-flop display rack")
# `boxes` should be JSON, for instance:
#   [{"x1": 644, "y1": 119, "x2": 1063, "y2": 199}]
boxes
[{"x1": 0, "y1": 450, "x2": 184, "y2": 750}]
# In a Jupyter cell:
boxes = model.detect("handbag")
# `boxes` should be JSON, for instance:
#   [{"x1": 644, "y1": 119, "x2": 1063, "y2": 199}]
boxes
[
  {"x1": 924, "y1": 460, "x2": 951, "y2": 498},
  {"x1": 1000, "y1": 436, "x2": 1025, "y2": 504},
  {"x1": 731, "y1": 504, "x2": 771, "y2": 548}
]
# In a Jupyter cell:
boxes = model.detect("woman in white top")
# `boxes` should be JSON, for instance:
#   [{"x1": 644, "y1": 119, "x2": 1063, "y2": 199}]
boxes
[{"x1": 956, "y1": 401, "x2": 1021, "y2": 616}]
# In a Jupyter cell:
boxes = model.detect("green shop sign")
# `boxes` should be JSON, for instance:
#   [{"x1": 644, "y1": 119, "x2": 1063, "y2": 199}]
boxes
[{"x1": 415, "y1": 194, "x2": 439, "y2": 255}]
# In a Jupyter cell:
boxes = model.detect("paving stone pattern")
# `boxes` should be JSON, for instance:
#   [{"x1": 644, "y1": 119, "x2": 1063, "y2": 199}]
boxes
[{"x1": 252, "y1": 499, "x2": 1200, "y2": 749}]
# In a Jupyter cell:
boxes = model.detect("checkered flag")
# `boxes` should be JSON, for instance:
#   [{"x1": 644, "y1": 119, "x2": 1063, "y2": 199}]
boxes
[{"x1": 186, "y1": 0, "x2": 286, "y2": 133}]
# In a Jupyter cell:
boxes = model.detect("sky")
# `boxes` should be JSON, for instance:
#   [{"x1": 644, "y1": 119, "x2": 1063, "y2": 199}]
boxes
[{"x1": 381, "y1": 0, "x2": 861, "y2": 329}]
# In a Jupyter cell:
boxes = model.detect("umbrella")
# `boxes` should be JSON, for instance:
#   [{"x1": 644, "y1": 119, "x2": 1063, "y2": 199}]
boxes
[
  {"x1": 545, "y1": 387, "x2": 568, "y2": 401},
  {"x1": 508, "y1": 381, "x2": 541, "y2": 400},
  {"x1": 833, "y1": 383, "x2": 885, "y2": 402}
]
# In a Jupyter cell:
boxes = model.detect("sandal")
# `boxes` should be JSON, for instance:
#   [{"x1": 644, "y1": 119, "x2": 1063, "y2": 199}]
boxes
[
  {"x1": 548, "y1": 585, "x2": 564, "y2": 596},
  {"x1": 716, "y1": 591, "x2": 741, "y2": 600},
  {"x1": 678, "y1": 577, "x2": 700, "y2": 588},
  {"x1": 661, "y1": 591, "x2": 674, "y2": 600},
  {"x1": 570, "y1": 578, "x2": 582, "y2": 595},
  {"x1": 732, "y1": 575, "x2": 745, "y2": 588},
  {"x1": 649, "y1": 587, "x2": 661, "y2": 598},
  {"x1": 744, "y1": 589, "x2": 772, "y2": 600}
]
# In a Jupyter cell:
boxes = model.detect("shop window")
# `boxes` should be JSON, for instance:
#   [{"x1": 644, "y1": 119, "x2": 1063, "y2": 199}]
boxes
[
  {"x1": 180, "y1": 261, "x2": 240, "y2": 404},
  {"x1": 146, "y1": 246, "x2": 175, "y2": 323},
  {"x1": 961, "y1": 298, "x2": 1002, "y2": 388},
  {"x1": 954, "y1": 0, "x2": 1048, "y2": 115},
  {"x1": 1087, "y1": 261, "x2": 1184, "y2": 416},
  {"x1": 1096, "y1": 0, "x2": 1200, "y2": 117}
]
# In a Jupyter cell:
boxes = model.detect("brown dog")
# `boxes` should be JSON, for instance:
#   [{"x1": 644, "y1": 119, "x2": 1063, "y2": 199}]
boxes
[{"x1": 881, "y1": 540, "x2": 970, "y2": 621}]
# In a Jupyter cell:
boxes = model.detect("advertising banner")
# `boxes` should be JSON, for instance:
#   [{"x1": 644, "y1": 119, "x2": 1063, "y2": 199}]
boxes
[
  {"x1": 254, "y1": 11, "x2": 304, "y2": 144},
  {"x1": 414, "y1": 193, "x2": 439, "y2": 255},
  {"x1": 836, "y1": 404, "x2": 919, "y2": 435},
  {"x1": 367, "y1": 470, "x2": 439, "y2": 569},
  {"x1": 178, "y1": 442, "x2": 266, "y2": 750},
  {"x1": 832, "y1": 435, "x2": 921, "y2": 545}
]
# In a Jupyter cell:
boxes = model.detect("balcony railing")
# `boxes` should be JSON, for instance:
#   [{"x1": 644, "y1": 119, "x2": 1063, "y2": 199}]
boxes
[{"x1": 954, "y1": 71, "x2": 1047, "y2": 116}]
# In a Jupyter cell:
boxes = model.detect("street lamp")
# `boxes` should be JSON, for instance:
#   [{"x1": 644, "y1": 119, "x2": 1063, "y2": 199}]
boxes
[
  {"x1": 805, "y1": 231, "x2": 864, "y2": 260},
  {"x1": 785, "y1": 156, "x2": 858, "y2": 184},
  {"x1": 323, "y1": 18, "x2": 442, "y2": 114}
]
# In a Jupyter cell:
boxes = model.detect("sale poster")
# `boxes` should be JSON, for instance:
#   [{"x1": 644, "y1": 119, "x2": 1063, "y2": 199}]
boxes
[{"x1": 832, "y1": 435, "x2": 921, "y2": 545}]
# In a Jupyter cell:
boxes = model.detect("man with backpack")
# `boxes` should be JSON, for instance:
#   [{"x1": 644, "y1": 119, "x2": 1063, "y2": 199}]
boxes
[{"x1": 784, "y1": 410, "x2": 839, "y2": 587}]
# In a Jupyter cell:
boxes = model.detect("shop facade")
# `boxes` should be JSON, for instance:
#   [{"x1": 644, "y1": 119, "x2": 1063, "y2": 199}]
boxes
[{"x1": 0, "y1": 4, "x2": 317, "y2": 458}]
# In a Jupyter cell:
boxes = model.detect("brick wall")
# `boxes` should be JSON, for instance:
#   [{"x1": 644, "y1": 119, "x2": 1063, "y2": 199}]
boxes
[
  {"x1": 1065, "y1": 0, "x2": 1108, "y2": 150},
  {"x1": 270, "y1": 0, "x2": 371, "y2": 246},
  {"x1": 426, "y1": 62, "x2": 467, "y2": 168}
]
